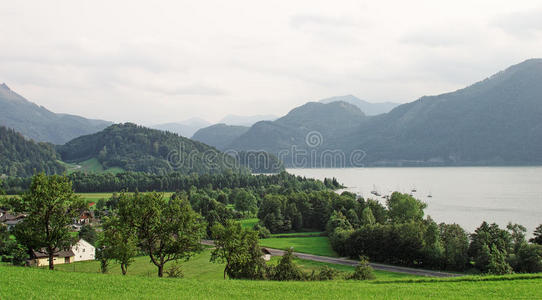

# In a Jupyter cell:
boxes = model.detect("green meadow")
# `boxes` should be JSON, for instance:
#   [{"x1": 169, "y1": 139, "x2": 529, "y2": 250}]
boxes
[
  {"x1": 259, "y1": 236, "x2": 338, "y2": 257},
  {"x1": 2, "y1": 265, "x2": 541, "y2": 299}
]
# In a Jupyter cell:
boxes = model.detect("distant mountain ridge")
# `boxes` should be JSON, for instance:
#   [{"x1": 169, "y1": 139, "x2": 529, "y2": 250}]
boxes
[
  {"x1": 225, "y1": 59, "x2": 542, "y2": 167},
  {"x1": 192, "y1": 123, "x2": 250, "y2": 150},
  {"x1": 319, "y1": 95, "x2": 399, "y2": 116},
  {"x1": 219, "y1": 114, "x2": 278, "y2": 126},
  {"x1": 0, "y1": 83, "x2": 112, "y2": 144},
  {"x1": 151, "y1": 118, "x2": 211, "y2": 138}
]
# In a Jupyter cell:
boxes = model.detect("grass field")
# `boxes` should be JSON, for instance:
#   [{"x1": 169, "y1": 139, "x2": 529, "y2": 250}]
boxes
[
  {"x1": 62, "y1": 158, "x2": 125, "y2": 175},
  {"x1": 75, "y1": 192, "x2": 175, "y2": 203},
  {"x1": 239, "y1": 218, "x2": 259, "y2": 229},
  {"x1": 259, "y1": 236, "x2": 338, "y2": 257},
  {"x1": 2, "y1": 265, "x2": 541, "y2": 299},
  {"x1": 51, "y1": 249, "x2": 415, "y2": 281},
  {"x1": 270, "y1": 231, "x2": 324, "y2": 237}
]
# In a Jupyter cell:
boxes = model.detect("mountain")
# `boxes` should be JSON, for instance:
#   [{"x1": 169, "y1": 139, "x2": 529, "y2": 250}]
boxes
[
  {"x1": 228, "y1": 59, "x2": 542, "y2": 167},
  {"x1": 57, "y1": 123, "x2": 244, "y2": 175},
  {"x1": 319, "y1": 95, "x2": 399, "y2": 116},
  {"x1": 151, "y1": 118, "x2": 211, "y2": 138},
  {"x1": 0, "y1": 83, "x2": 112, "y2": 144},
  {"x1": 192, "y1": 124, "x2": 250, "y2": 150},
  {"x1": 229, "y1": 101, "x2": 366, "y2": 166},
  {"x1": 0, "y1": 126, "x2": 65, "y2": 177},
  {"x1": 345, "y1": 58, "x2": 542, "y2": 166},
  {"x1": 219, "y1": 114, "x2": 278, "y2": 126}
]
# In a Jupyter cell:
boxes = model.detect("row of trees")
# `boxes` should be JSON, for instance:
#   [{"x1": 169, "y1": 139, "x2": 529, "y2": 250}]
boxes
[
  {"x1": 324, "y1": 192, "x2": 542, "y2": 274},
  {"x1": 1, "y1": 171, "x2": 341, "y2": 194}
]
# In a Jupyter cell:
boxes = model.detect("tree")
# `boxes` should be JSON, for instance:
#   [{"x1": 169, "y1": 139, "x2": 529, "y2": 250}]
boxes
[
  {"x1": 210, "y1": 219, "x2": 266, "y2": 279},
  {"x1": 95, "y1": 233, "x2": 111, "y2": 274},
  {"x1": 507, "y1": 223, "x2": 527, "y2": 254},
  {"x1": 360, "y1": 207, "x2": 376, "y2": 226},
  {"x1": 530, "y1": 225, "x2": 542, "y2": 245},
  {"x1": 119, "y1": 192, "x2": 206, "y2": 277},
  {"x1": 439, "y1": 223, "x2": 469, "y2": 271},
  {"x1": 469, "y1": 222, "x2": 511, "y2": 273},
  {"x1": 233, "y1": 189, "x2": 257, "y2": 215},
  {"x1": 13, "y1": 174, "x2": 86, "y2": 270},
  {"x1": 386, "y1": 192, "x2": 427, "y2": 223},
  {"x1": 514, "y1": 244, "x2": 542, "y2": 273},
  {"x1": 79, "y1": 224, "x2": 97, "y2": 245},
  {"x1": 487, "y1": 244, "x2": 513, "y2": 275},
  {"x1": 102, "y1": 216, "x2": 138, "y2": 275}
]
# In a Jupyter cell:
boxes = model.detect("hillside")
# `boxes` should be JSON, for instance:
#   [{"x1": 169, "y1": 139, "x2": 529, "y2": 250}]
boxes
[
  {"x1": 229, "y1": 101, "x2": 366, "y2": 167},
  {"x1": 320, "y1": 95, "x2": 399, "y2": 116},
  {"x1": 346, "y1": 58, "x2": 542, "y2": 165},
  {"x1": 192, "y1": 124, "x2": 250, "y2": 150},
  {"x1": 219, "y1": 114, "x2": 278, "y2": 126},
  {"x1": 0, "y1": 83, "x2": 112, "y2": 144},
  {"x1": 57, "y1": 123, "x2": 242, "y2": 175},
  {"x1": 0, "y1": 126, "x2": 65, "y2": 177}
]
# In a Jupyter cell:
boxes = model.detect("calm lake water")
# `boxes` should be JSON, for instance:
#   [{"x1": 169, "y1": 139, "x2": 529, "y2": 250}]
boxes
[{"x1": 287, "y1": 167, "x2": 542, "y2": 236}]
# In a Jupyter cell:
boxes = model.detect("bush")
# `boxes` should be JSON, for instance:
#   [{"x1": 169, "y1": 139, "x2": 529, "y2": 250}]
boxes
[
  {"x1": 269, "y1": 248, "x2": 306, "y2": 281},
  {"x1": 165, "y1": 263, "x2": 184, "y2": 278},
  {"x1": 253, "y1": 224, "x2": 271, "y2": 239},
  {"x1": 348, "y1": 257, "x2": 375, "y2": 280},
  {"x1": 11, "y1": 243, "x2": 28, "y2": 266},
  {"x1": 316, "y1": 266, "x2": 342, "y2": 281}
]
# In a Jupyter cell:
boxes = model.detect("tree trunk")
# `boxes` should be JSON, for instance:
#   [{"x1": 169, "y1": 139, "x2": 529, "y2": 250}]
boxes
[
  {"x1": 158, "y1": 264, "x2": 164, "y2": 277},
  {"x1": 121, "y1": 264, "x2": 127, "y2": 275},
  {"x1": 48, "y1": 250, "x2": 54, "y2": 270}
]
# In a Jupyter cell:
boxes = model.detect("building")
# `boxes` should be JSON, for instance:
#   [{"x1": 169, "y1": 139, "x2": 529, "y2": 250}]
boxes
[
  {"x1": 72, "y1": 239, "x2": 96, "y2": 262},
  {"x1": 261, "y1": 248, "x2": 272, "y2": 261},
  {"x1": 0, "y1": 212, "x2": 26, "y2": 231},
  {"x1": 29, "y1": 249, "x2": 75, "y2": 267}
]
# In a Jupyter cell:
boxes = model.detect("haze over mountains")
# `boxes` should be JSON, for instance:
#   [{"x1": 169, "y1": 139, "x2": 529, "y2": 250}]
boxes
[
  {"x1": 0, "y1": 83, "x2": 112, "y2": 144},
  {"x1": 319, "y1": 95, "x2": 399, "y2": 116}
]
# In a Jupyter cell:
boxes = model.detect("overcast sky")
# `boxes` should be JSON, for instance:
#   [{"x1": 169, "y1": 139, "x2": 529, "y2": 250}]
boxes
[{"x1": 1, "y1": 0, "x2": 542, "y2": 125}]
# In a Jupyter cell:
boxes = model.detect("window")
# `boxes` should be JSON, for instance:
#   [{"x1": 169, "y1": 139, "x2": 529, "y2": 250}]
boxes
[{"x1": 82, "y1": 249, "x2": 85, "y2": 252}]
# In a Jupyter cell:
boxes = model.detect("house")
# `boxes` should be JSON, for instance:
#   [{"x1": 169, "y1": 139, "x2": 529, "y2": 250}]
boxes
[
  {"x1": 29, "y1": 249, "x2": 75, "y2": 267},
  {"x1": 76, "y1": 210, "x2": 94, "y2": 225},
  {"x1": 0, "y1": 212, "x2": 26, "y2": 231},
  {"x1": 261, "y1": 248, "x2": 272, "y2": 261},
  {"x1": 71, "y1": 239, "x2": 95, "y2": 262}
]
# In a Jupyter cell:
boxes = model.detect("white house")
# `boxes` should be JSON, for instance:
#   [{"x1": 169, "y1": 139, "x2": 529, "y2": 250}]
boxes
[{"x1": 71, "y1": 239, "x2": 95, "y2": 262}]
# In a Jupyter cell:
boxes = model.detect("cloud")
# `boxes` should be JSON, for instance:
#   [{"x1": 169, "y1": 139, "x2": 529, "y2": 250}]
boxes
[{"x1": 491, "y1": 8, "x2": 542, "y2": 38}]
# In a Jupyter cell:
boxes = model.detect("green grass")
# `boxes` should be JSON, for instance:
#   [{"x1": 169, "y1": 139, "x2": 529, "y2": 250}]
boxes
[
  {"x1": 65, "y1": 158, "x2": 125, "y2": 174},
  {"x1": 53, "y1": 250, "x2": 225, "y2": 280},
  {"x1": 259, "y1": 236, "x2": 338, "y2": 257},
  {"x1": 239, "y1": 218, "x2": 259, "y2": 229},
  {"x1": 2, "y1": 265, "x2": 541, "y2": 299},
  {"x1": 270, "y1": 231, "x2": 324, "y2": 237}
]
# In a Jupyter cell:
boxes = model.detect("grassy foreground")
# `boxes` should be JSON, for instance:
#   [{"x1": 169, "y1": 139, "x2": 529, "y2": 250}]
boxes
[{"x1": 1, "y1": 265, "x2": 541, "y2": 299}]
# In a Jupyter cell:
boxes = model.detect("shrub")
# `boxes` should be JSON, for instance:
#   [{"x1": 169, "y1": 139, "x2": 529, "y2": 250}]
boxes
[
  {"x1": 316, "y1": 266, "x2": 342, "y2": 281},
  {"x1": 166, "y1": 263, "x2": 184, "y2": 278},
  {"x1": 269, "y1": 248, "x2": 306, "y2": 281},
  {"x1": 348, "y1": 257, "x2": 375, "y2": 280},
  {"x1": 253, "y1": 224, "x2": 271, "y2": 239}
]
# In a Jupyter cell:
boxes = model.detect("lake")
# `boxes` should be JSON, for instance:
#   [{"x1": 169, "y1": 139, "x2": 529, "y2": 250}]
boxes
[{"x1": 287, "y1": 167, "x2": 542, "y2": 236}]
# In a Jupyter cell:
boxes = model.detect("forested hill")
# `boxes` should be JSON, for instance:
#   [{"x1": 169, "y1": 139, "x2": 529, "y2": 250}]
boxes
[
  {"x1": 0, "y1": 83, "x2": 112, "y2": 144},
  {"x1": 57, "y1": 123, "x2": 244, "y2": 175},
  {"x1": 0, "y1": 126, "x2": 66, "y2": 177}
]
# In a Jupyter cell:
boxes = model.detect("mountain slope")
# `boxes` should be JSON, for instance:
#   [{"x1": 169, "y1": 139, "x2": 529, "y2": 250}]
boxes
[
  {"x1": 229, "y1": 101, "x2": 366, "y2": 166},
  {"x1": 346, "y1": 58, "x2": 542, "y2": 165},
  {"x1": 57, "y1": 123, "x2": 242, "y2": 175},
  {"x1": 0, "y1": 126, "x2": 65, "y2": 177},
  {"x1": 192, "y1": 124, "x2": 250, "y2": 150},
  {"x1": 320, "y1": 95, "x2": 399, "y2": 116},
  {"x1": 0, "y1": 84, "x2": 112, "y2": 144}
]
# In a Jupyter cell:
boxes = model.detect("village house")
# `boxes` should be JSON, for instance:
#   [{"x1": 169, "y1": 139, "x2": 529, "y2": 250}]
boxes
[
  {"x1": 29, "y1": 249, "x2": 75, "y2": 267},
  {"x1": 72, "y1": 239, "x2": 96, "y2": 262},
  {"x1": 28, "y1": 239, "x2": 96, "y2": 266},
  {"x1": 0, "y1": 212, "x2": 26, "y2": 231}
]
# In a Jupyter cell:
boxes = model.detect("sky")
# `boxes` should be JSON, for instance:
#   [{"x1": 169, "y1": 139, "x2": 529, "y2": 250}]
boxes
[{"x1": 1, "y1": 0, "x2": 542, "y2": 125}]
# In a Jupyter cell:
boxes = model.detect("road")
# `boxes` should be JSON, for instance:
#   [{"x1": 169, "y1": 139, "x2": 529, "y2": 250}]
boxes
[{"x1": 201, "y1": 240, "x2": 461, "y2": 278}]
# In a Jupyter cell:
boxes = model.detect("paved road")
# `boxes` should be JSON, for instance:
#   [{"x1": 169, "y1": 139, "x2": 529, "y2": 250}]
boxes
[{"x1": 201, "y1": 240, "x2": 460, "y2": 278}]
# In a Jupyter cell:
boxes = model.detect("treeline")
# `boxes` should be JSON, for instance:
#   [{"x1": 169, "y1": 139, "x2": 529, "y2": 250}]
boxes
[
  {"x1": 0, "y1": 126, "x2": 65, "y2": 177},
  {"x1": 1, "y1": 171, "x2": 341, "y2": 194},
  {"x1": 324, "y1": 192, "x2": 542, "y2": 274}
]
